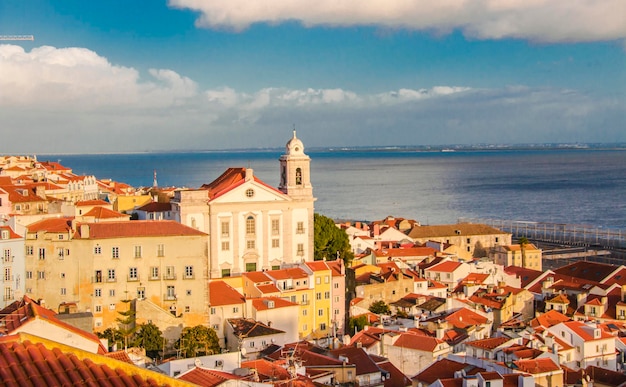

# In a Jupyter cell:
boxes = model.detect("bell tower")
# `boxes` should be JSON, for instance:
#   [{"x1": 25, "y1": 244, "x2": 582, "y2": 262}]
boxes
[{"x1": 279, "y1": 129, "x2": 313, "y2": 199}]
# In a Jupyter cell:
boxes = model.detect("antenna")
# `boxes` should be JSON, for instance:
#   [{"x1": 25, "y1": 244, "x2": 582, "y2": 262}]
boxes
[{"x1": 0, "y1": 35, "x2": 34, "y2": 41}]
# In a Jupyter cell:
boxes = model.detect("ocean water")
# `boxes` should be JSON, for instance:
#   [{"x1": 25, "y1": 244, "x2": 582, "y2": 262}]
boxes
[{"x1": 43, "y1": 149, "x2": 626, "y2": 230}]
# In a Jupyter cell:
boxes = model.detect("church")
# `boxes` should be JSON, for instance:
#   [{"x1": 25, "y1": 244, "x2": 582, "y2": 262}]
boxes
[{"x1": 171, "y1": 131, "x2": 316, "y2": 278}]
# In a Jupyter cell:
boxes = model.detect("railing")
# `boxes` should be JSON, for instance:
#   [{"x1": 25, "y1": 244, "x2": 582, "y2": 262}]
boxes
[
  {"x1": 127, "y1": 275, "x2": 140, "y2": 282},
  {"x1": 163, "y1": 274, "x2": 177, "y2": 280},
  {"x1": 163, "y1": 294, "x2": 177, "y2": 301}
]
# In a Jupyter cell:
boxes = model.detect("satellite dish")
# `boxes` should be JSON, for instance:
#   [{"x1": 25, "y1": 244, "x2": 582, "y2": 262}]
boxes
[
  {"x1": 241, "y1": 347, "x2": 248, "y2": 357},
  {"x1": 194, "y1": 359, "x2": 202, "y2": 367}
]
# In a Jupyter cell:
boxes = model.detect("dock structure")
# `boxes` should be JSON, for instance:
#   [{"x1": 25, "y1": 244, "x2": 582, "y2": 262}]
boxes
[{"x1": 464, "y1": 218, "x2": 626, "y2": 250}]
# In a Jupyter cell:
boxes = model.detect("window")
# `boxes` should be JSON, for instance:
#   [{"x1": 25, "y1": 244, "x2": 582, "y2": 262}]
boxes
[
  {"x1": 221, "y1": 268, "x2": 231, "y2": 277},
  {"x1": 134, "y1": 245, "x2": 142, "y2": 258},
  {"x1": 25, "y1": 246, "x2": 33, "y2": 255},
  {"x1": 466, "y1": 238, "x2": 471, "y2": 243},
  {"x1": 233, "y1": 307, "x2": 239, "y2": 313},
  {"x1": 210, "y1": 307, "x2": 216, "y2": 314},
  {"x1": 271, "y1": 219, "x2": 280, "y2": 235},
  {"x1": 109, "y1": 289, "x2": 115, "y2": 297},
  {"x1": 320, "y1": 323, "x2": 326, "y2": 330},
  {"x1": 95, "y1": 288, "x2": 102, "y2": 297},
  {"x1": 95, "y1": 305, "x2": 102, "y2": 312},
  {"x1": 165, "y1": 266, "x2": 175, "y2": 280},
  {"x1": 109, "y1": 304, "x2": 116, "y2": 310},
  {"x1": 186, "y1": 290, "x2": 192, "y2": 296},
  {"x1": 303, "y1": 324, "x2": 308, "y2": 331},
  {"x1": 318, "y1": 309, "x2": 324, "y2": 316},
  {"x1": 185, "y1": 306, "x2": 190, "y2": 313},
  {"x1": 316, "y1": 292, "x2": 322, "y2": 300},
  {"x1": 184, "y1": 266, "x2": 194, "y2": 279},
  {"x1": 57, "y1": 247, "x2": 65, "y2": 259},
  {"x1": 297, "y1": 243, "x2": 304, "y2": 256},
  {"x1": 107, "y1": 269, "x2": 116, "y2": 281},
  {"x1": 166, "y1": 286, "x2": 176, "y2": 300},
  {"x1": 296, "y1": 222, "x2": 304, "y2": 234},
  {"x1": 129, "y1": 267, "x2": 138, "y2": 280},
  {"x1": 221, "y1": 221, "x2": 229, "y2": 237},
  {"x1": 157, "y1": 244, "x2": 164, "y2": 257},
  {"x1": 316, "y1": 277, "x2": 321, "y2": 285},
  {"x1": 4, "y1": 267, "x2": 11, "y2": 281},
  {"x1": 246, "y1": 240, "x2": 256, "y2": 250},
  {"x1": 295, "y1": 168, "x2": 302, "y2": 185},
  {"x1": 137, "y1": 287, "x2": 145, "y2": 299},
  {"x1": 221, "y1": 241, "x2": 230, "y2": 251},
  {"x1": 272, "y1": 239, "x2": 280, "y2": 248},
  {"x1": 303, "y1": 309, "x2": 308, "y2": 316},
  {"x1": 325, "y1": 275, "x2": 330, "y2": 284},
  {"x1": 246, "y1": 262, "x2": 257, "y2": 272},
  {"x1": 245, "y1": 188, "x2": 254, "y2": 198},
  {"x1": 26, "y1": 271, "x2": 32, "y2": 279},
  {"x1": 249, "y1": 341, "x2": 255, "y2": 348},
  {"x1": 38, "y1": 248, "x2": 45, "y2": 260},
  {"x1": 150, "y1": 267, "x2": 159, "y2": 279},
  {"x1": 112, "y1": 247, "x2": 119, "y2": 259},
  {"x1": 334, "y1": 283, "x2": 339, "y2": 289},
  {"x1": 60, "y1": 272, "x2": 65, "y2": 279},
  {"x1": 325, "y1": 291, "x2": 330, "y2": 299},
  {"x1": 94, "y1": 245, "x2": 101, "y2": 255},
  {"x1": 335, "y1": 296, "x2": 340, "y2": 302},
  {"x1": 335, "y1": 309, "x2": 340, "y2": 315},
  {"x1": 246, "y1": 216, "x2": 255, "y2": 235},
  {"x1": 37, "y1": 271, "x2": 45, "y2": 279}
]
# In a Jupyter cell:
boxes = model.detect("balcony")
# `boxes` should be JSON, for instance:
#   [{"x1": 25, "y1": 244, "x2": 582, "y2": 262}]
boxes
[
  {"x1": 183, "y1": 274, "x2": 195, "y2": 280},
  {"x1": 163, "y1": 274, "x2": 177, "y2": 280},
  {"x1": 163, "y1": 294, "x2": 177, "y2": 301},
  {"x1": 148, "y1": 275, "x2": 160, "y2": 281},
  {"x1": 127, "y1": 275, "x2": 140, "y2": 282},
  {"x1": 106, "y1": 277, "x2": 117, "y2": 283}
]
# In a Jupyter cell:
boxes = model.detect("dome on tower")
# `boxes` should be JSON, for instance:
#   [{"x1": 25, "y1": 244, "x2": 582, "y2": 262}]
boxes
[{"x1": 285, "y1": 130, "x2": 305, "y2": 156}]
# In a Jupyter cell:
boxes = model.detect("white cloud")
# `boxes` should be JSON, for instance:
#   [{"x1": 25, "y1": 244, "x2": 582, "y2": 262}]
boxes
[
  {"x1": 0, "y1": 44, "x2": 623, "y2": 153},
  {"x1": 168, "y1": 0, "x2": 626, "y2": 43}
]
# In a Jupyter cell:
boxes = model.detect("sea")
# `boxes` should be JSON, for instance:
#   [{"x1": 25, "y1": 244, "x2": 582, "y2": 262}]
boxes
[{"x1": 41, "y1": 148, "x2": 626, "y2": 230}]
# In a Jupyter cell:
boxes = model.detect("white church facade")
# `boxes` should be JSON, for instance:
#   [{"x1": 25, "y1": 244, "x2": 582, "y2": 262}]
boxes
[{"x1": 171, "y1": 131, "x2": 316, "y2": 278}]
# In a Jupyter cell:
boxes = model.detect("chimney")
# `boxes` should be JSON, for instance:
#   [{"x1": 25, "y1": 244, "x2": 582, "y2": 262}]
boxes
[
  {"x1": 373, "y1": 224, "x2": 380, "y2": 236},
  {"x1": 356, "y1": 221, "x2": 361, "y2": 229},
  {"x1": 245, "y1": 168, "x2": 254, "y2": 181},
  {"x1": 80, "y1": 224, "x2": 90, "y2": 238}
]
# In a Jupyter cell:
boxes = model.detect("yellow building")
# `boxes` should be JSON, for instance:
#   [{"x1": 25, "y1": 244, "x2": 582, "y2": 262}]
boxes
[
  {"x1": 24, "y1": 218, "x2": 209, "y2": 332},
  {"x1": 492, "y1": 243, "x2": 542, "y2": 270}
]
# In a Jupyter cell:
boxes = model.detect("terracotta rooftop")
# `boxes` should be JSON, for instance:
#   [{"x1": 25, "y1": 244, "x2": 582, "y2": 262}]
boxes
[
  {"x1": 178, "y1": 367, "x2": 243, "y2": 386},
  {"x1": 413, "y1": 358, "x2": 485, "y2": 384},
  {"x1": 82, "y1": 206, "x2": 129, "y2": 219},
  {"x1": 0, "y1": 334, "x2": 185, "y2": 386},
  {"x1": 513, "y1": 358, "x2": 561, "y2": 374},
  {"x1": 554, "y1": 261, "x2": 621, "y2": 283},
  {"x1": 227, "y1": 318, "x2": 285, "y2": 338},
  {"x1": 426, "y1": 260, "x2": 463, "y2": 273},
  {"x1": 466, "y1": 336, "x2": 511, "y2": 350},
  {"x1": 78, "y1": 220, "x2": 207, "y2": 238},
  {"x1": 135, "y1": 202, "x2": 172, "y2": 212},
  {"x1": 252, "y1": 297, "x2": 298, "y2": 311},
  {"x1": 209, "y1": 281, "x2": 246, "y2": 307}
]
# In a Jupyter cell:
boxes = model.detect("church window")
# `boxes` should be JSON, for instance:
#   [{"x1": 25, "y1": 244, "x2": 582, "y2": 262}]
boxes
[
  {"x1": 297, "y1": 243, "x2": 304, "y2": 256},
  {"x1": 245, "y1": 188, "x2": 254, "y2": 198},
  {"x1": 271, "y1": 219, "x2": 280, "y2": 235},
  {"x1": 221, "y1": 241, "x2": 230, "y2": 251},
  {"x1": 221, "y1": 221, "x2": 230, "y2": 237},
  {"x1": 246, "y1": 216, "x2": 256, "y2": 235},
  {"x1": 295, "y1": 168, "x2": 302, "y2": 185},
  {"x1": 272, "y1": 239, "x2": 280, "y2": 248},
  {"x1": 296, "y1": 222, "x2": 304, "y2": 234},
  {"x1": 247, "y1": 240, "x2": 256, "y2": 250},
  {"x1": 245, "y1": 263, "x2": 257, "y2": 272}
]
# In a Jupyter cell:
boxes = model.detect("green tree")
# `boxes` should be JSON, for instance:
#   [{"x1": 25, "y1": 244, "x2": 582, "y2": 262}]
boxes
[
  {"x1": 369, "y1": 300, "x2": 391, "y2": 315},
  {"x1": 117, "y1": 299, "x2": 137, "y2": 349},
  {"x1": 135, "y1": 322, "x2": 165, "y2": 359},
  {"x1": 177, "y1": 325, "x2": 220, "y2": 358},
  {"x1": 314, "y1": 213, "x2": 354, "y2": 263},
  {"x1": 97, "y1": 328, "x2": 124, "y2": 351},
  {"x1": 348, "y1": 315, "x2": 370, "y2": 334}
]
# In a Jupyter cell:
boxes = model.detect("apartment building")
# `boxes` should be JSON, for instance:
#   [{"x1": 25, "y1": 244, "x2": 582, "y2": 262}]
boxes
[{"x1": 23, "y1": 218, "x2": 209, "y2": 331}]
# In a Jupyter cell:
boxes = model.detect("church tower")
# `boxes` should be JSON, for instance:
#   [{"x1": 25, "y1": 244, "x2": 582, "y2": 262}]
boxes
[{"x1": 279, "y1": 130, "x2": 313, "y2": 200}]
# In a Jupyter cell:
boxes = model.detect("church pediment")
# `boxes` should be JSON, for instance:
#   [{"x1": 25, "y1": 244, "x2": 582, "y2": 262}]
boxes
[{"x1": 209, "y1": 179, "x2": 290, "y2": 204}]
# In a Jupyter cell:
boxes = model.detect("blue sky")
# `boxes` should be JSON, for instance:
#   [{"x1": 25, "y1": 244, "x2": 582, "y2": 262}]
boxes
[{"x1": 1, "y1": 0, "x2": 625, "y2": 153}]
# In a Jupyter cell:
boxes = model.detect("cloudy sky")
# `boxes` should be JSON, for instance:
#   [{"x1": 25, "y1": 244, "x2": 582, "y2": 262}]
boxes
[{"x1": 1, "y1": 0, "x2": 625, "y2": 154}]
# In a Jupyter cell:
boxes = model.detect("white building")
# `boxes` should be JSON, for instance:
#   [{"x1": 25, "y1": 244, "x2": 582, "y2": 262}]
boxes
[
  {"x1": 171, "y1": 131, "x2": 315, "y2": 278},
  {"x1": 0, "y1": 225, "x2": 25, "y2": 307},
  {"x1": 548, "y1": 320, "x2": 617, "y2": 371}
]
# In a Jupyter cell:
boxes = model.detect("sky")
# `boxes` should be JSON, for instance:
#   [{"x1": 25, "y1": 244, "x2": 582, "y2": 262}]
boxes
[{"x1": 0, "y1": 0, "x2": 625, "y2": 154}]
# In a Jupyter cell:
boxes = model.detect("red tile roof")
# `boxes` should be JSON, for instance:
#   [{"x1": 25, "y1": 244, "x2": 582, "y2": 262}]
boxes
[
  {"x1": 466, "y1": 336, "x2": 511, "y2": 350},
  {"x1": 427, "y1": 260, "x2": 463, "y2": 273},
  {"x1": 393, "y1": 334, "x2": 445, "y2": 352},
  {"x1": 252, "y1": 297, "x2": 298, "y2": 311},
  {"x1": 0, "y1": 226, "x2": 21, "y2": 239},
  {"x1": 78, "y1": 220, "x2": 207, "y2": 238},
  {"x1": 26, "y1": 218, "x2": 74, "y2": 233},
  {"x1": 82, "y1": 206, "x2": 129, "y2": 219},
  {"x1": 0, "y1": 334, "x2": 185, "y2": 386},
  {"x1": 513, "y1": 358, "x2": 561, "y2": 374},
  {"x1": 413, "y1": 358, "x2": 484, "y2": 384},
  {"x1": 209, "y1": 281, "x2": 246, "y2": 306},
  {"x1": 75, "y1": 199, "x2": 110, "y2": 206},
  {"x1": 179, "y1": 367, "x2": 243, "y2": 386}
]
